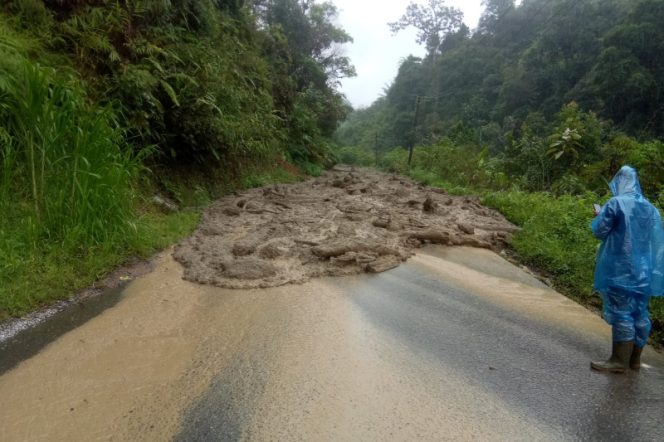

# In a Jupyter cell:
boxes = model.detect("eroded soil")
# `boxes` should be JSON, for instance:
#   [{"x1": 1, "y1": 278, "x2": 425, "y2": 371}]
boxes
[{"x1": 174, "y1": 166, "x2": 518, "y2": 289}]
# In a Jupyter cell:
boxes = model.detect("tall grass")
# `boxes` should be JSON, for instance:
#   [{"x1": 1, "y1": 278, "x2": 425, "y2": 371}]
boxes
[
  {"x1": 0, "y1": 20, "x2": 142, "y2": 315},
  {"x1": 0, "y1": 32, "x2": 137, "y2": 245},
  {"x1": 482, "y1": 191, "x2": 599, "y2": 301}
]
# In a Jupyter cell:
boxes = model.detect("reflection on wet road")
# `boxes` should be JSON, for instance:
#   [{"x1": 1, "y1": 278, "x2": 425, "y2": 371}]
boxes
[{"x1": 1, "y1": 247, "x2": 663, "y2": 441}]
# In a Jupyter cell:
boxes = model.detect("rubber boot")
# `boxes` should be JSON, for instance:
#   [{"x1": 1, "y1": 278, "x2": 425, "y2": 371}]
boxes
[
  {"x1": 591, "y1": 341, "x2": 634, "y2": 374},
  {"x1": 630, "y1": 346, "x2": 644, "y2": 370}
]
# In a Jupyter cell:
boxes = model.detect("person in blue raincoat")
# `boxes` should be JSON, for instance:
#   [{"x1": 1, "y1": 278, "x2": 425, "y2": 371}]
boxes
[{"x1": 590, "y1": 166, "x2": 664, "y2": 373}]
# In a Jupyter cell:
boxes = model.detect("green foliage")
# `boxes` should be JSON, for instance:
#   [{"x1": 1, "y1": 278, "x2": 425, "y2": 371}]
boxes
[
  {"x1": 409, "y1": 139, "x2": 498, "y2": 188},
  {"x1": 0, "y1": 208, "x2": 201, "y2": 318},
  {"x1": 380, "y1": 148, "x2": 409, "y2": 174},
  {"x1": 2, "y1": 0, "x2": 354, "y2": 167},
  {"x1": 551, "y1": 174, "x2": 587, "y2": 196},
  {"x1": 45, "y1": 0, "x2": 284, "y2": 165},
  {"x1": 652, "y1": 298, "x2": 664, "y2": 345},
  {"x1": 296, "y1": 161, "x2": 324, "y2": 177},
  {"x1": 0, "y1": 18, "x2": 140, "y2": 317},
  {"x1": 337, "y1": 0, "x2": 664, "y2": 153},
  {"x1": 336, "y1": 146, "x2": 375, "y2": 167},
  {"x1": 257, "y1": 1, "x2": 354, "y2": 166},
  {"x1": 0, "y1": 24, "x2": 137, "y2": 244},
  {"x1": 389, "y1": 0, "x2": 464, "y2": 58},
  {"x1": 482, "y1": 191, "x2": 601, "y2": 304},
  {"x1": 548, "y1": 128, "x2": 582, "y2": 161},
  {"x1": 478, "y1": 0, "x2": 515, "y2": 35}
]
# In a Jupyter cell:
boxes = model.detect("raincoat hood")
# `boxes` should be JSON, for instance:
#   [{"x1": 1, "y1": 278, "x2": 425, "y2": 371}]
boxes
[{"x1": 609, "y1": 165, "x2": 642, "y2": 196}]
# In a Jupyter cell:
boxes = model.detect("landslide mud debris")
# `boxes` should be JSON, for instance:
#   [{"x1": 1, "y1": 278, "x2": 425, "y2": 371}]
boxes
[{"x1": 173, "y1": 166, "x2": 518, "y2": 289}]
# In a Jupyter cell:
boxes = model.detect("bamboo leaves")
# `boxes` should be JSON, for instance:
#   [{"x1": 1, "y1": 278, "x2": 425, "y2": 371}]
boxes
[
  {"x1": 159, "y1": 80, "x2": 180, "y2": 107},
  {"x1": 0, "y1": 35, "x2": 136, "y2": 243}
]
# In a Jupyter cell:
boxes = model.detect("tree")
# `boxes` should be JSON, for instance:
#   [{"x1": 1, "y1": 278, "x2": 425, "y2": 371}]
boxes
[
  {"x1": 255, "y1": 0, "x2": 356, "y2": 163},
  {"x1": 340, "y1": 0, "x2": 664, "y2": 159},
  {"x1": 307, "y1": 2, "x2": 356, "y2": 83},
  {"x1": 584, "y1": 0, "x2": 664, "y2": 136},
  {"x1": 388, "y1": 0, "x2": 464, "y2": 59},
  {"x1": 478, "y1": 0, "x2": 515, "y2": 35}
]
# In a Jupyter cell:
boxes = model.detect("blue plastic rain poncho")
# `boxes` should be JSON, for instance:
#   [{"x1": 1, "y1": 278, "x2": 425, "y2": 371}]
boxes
[{"x1": 591, "y1": 166, "x2": 664, "y2": 346}]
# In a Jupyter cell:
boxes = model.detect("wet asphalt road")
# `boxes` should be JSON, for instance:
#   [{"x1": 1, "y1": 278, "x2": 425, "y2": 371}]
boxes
[
  {"x1": 2, "y1": 246, "x2": 664, "y2": 441},
  {"x1": 175, "y1": 247, "x2": 664, "y2": 441}
]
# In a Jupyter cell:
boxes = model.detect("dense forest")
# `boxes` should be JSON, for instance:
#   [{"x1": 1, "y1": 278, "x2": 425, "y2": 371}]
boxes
[
  {"x1": 336, "y1": 0, "x2": 663, "y2": 199},
  {"x1": 0, "y1": 0, "x2": 353, "y2": 317},
  {"x1": 334, "y1": 0, "x2": 664, "y2": 345}
]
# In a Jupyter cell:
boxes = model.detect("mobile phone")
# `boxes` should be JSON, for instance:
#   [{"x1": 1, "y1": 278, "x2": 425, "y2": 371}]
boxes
[{"x1": 593, "y1": 204, "x2": 601, "y2": 215}]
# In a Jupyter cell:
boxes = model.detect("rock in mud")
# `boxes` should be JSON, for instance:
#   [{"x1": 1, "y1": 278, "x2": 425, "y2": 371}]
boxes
[
  {"x1": 372, "y1": 217, "x2": 390, "y2": 229},
  {"x1": 223, "y1": 258, "x2": 277, "y2": 280},
  {"x1": 232, "y1": 241, "x2": 257, "y2": 257},
  {"x1": 457, "y1": 223, "x2": 475, "y2": 235},
  {"x1": 423, "y1": 196, "x2": 437, "y2": 213},
  {"x1": 258, "y1": 241, "x2": 290, "y2": 259},
  {"x1": 312, "y1": 243, "x2": 359, "y2": 259},
  {"x1": 365, "y1": 256, "x2": 401, "y2": 274},
  {"x1": 223, "y1": 207, "x2": 241, "y2": 217},
  {"x1": 152, "y1": 195, "x2": 179, "y2": 213},
  {"x1": 406, "y1": 230, "x2": 451, "y2": 245}
]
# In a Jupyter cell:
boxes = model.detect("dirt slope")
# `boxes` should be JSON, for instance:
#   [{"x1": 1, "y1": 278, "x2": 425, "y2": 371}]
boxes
[{"x1": 173, "y1": 166, "x2": 517, "y2": 289}]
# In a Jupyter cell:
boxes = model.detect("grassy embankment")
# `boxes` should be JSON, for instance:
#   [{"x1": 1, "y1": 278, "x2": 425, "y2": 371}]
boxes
[{"x1": 0, "y1": 165, "x2": 301, "y2": 322}]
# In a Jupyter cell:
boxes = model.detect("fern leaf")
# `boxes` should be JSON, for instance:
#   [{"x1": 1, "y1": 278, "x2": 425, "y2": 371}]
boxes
[{"x1": 160, "y1": 80, "x2": 180, "y2": 107}]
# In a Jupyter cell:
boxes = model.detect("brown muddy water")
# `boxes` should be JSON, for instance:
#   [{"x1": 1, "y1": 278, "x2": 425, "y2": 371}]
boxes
[
  {"x1": 0, "y1": 285, "x2": 125, "y2": 375},
  {"x1": 0, "y1": 250, "x2": 246, "y2": 440},
  {"x1": 173, "y1": 166, "x2": 516, "y2": 289}
]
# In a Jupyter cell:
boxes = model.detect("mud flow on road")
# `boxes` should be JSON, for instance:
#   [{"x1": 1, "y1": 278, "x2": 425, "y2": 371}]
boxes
[{"x1": 174, "y1": 166, "x2": 518, "y2": 289}]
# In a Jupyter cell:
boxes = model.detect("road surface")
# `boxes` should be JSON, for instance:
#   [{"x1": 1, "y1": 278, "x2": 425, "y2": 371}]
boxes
[{"x1": 1, "y1": 246, "x2": 663, "y2": 441}]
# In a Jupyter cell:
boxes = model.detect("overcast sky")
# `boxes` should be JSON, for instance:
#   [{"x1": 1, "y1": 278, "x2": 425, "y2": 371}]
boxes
[{"x1": 332, "y1": 0, "x2": 485, "y2": 108}]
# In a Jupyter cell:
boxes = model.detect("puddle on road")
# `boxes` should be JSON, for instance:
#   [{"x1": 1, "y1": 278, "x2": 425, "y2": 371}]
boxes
[{"x1": 0, "y1": 285, "x2": 126, "y2": 375}]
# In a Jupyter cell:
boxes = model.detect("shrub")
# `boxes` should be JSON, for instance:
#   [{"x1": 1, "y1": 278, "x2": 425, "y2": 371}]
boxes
[
  {"x1": 336, "y1": 146, "x2": 375, "y2": 166},
  {"x1": 379, "y1": 147, "x2": 409, "y2": 173},
  {"x1": 482, "y1": 191, "x2": 599, "y2": 303},
  {"x1": 0, "y1": 30, "x2": 137, "y2": 244}
]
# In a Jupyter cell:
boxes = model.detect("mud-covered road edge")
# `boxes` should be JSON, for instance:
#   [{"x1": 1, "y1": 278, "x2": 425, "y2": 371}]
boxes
[{"x1": 0, "y1": 253, "x2": 160, "y2": 345}]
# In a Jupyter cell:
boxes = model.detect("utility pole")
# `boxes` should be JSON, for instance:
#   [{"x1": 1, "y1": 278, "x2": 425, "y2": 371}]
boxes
[
  {"x1": 407, "y1": 95, "x2": 422, "y2": 167},
  {"x1": 374, "y1": 132, "x2": 379, "y2": 166}
]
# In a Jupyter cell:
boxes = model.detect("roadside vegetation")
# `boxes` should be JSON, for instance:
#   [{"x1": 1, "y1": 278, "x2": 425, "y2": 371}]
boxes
[
  {"x1": 0, "y1": 0, "x2": 352, "y2": 319},
  {"x1": 334, "y1": 0, "x2": 664, "y2": 346},
  {"x1": 336, "y1": 123, "x2": 664, "y2": 347}
]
